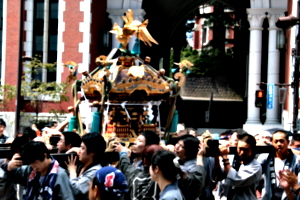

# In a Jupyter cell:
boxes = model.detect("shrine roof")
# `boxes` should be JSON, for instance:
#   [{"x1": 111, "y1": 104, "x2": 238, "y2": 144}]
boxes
[{"x1": 180, "y1": 76, "x2": 243, "y2": 101}]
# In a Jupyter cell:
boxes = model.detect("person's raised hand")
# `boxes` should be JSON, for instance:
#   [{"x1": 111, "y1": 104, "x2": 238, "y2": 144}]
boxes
[
  {"x1": 113, "y1": 142, "x2": 131, "y2": 157},
  {"x1": 7, "y1": 154, "x2": 22, "y2": 171},
  {"x1": 113, "y1": 141, "x2": 126, "y2": 153},
  {"x1": 66, "y1": 147, "x2": 80, "y2": 155},
  {"x1": 65, "y1": 154, "x2": 77, "y2": 179},
  {"x1": 198, "y1": 142, "x2": 205, "y2": 157},
  {"x1": 219, "y1": 145, "x2": 229, "y2": 159},
  {"x1": 278, "y1": 169, "x2": 298, "y2": 189}
]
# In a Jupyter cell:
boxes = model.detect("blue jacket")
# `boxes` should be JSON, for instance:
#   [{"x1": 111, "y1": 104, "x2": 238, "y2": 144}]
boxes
[
  {"x1": 160, "y1": 181, "x2": 184, "y2": 200},
  {"x1": 1, "y1": 161, "x2": 75, "y2": 200}
]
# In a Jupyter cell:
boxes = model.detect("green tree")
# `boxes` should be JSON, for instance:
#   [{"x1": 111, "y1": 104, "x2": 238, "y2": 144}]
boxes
[
  {"x1": 0, "y1": 56, "x2": 70, "y2": 124},
  {"x1": 175, "y1": 46, "x2": 234, "y2": 76}
]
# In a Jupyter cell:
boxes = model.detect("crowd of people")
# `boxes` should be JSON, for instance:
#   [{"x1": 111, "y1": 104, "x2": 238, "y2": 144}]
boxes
[{"x1": 0, "y1": 119, "x2": 299, "y2": 200}]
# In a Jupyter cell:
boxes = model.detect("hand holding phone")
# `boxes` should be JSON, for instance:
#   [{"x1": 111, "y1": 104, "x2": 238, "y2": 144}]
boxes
[{"x1": 8, "y1": 154, "x2": 23, "y2": 171}]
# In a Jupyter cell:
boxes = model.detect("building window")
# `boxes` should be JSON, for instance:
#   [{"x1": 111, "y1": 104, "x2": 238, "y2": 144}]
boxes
[
  {"x1": 202, "y1": 27, "x2": 207, "y2": 44},
  {"x1": 47, "y1": 1, "x2": 58, "y2": 83},
  {"x1": 33, "y1": 0, "x2": 58, "y2": 84}
]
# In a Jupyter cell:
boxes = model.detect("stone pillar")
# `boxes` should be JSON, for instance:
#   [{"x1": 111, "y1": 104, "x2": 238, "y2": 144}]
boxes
[
  {"x1": 107, "y1": 9, "x2": 145, "y2": 51},
  {"x1": 107, "y1": 0, "x2": 144, "y2": 51},
  {"x1": 265, "y1": 11, "x2": 285, "y2": 124},
  {"x1": 42, "y1": 0, "x2": 49, "y2": 82},
  {"x1": 107, "y1": 9, "x2": 125, "y2": 49},
  {"x1": 128, "y1": 9, "x2": 145, "y2": 51},
  {"x1": 245, "y1": 10, "x2": 265, "y2": 125}
]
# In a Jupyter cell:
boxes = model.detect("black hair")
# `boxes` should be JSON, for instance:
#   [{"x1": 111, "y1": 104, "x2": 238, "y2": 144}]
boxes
[
  {"x1": 177, "y1": 134, "x2": 199, "y2": 160},
  {"x1": 91, "y1": 176, "x2": 121, "y2": 200},
  {"x1": 0, "y1": 119, "x2": 6, "y2": 127},
  {"x1": 22, "y1": 127, "x2": 37, "y2": 140},
  {"x1": 232, "y1": 128, "x2": 248, "y2": 136},
  {"x1": 272, "y1": 130, "x2": 290, "y2": 141},
  {"x1": 21, "y1": 141, "x2": 50, "y2": 164},
  {"x1": 238, "y1": 133, "x2": 257, "y2": 160},
  {"x1": 82, "y1": 133, "x2": 106, "y2": 163},
  {"x1": 220, "y1": 130, "x2": 232, "y2": 138},
  {"x1": 142, "y1": 144, "x2": 164, "y2": 166},
  {"x1": 291, "y1": 134, "x2": 300, "y2": 144},
  {"x1": 49, "y1": 121, "x2": 57, "y2": 127},
  {"x1": 10, "y1": 135, "x2": 30, "y2": 159},
  {"x1": 140, "y1": 130, "x2": 160, "y2": 146},
  {"x1": 238, "y1": 133, "x2": 256, "y2": 151},
  {"x1": 178, "y1": 130, "x2": 187, "y2": 136},
  {"x1": 151, "y1": 150, "x2": 180, "y2": 182},
  {"x1": 188, "y1": 128, "x2": 196, "y2": 133},
  {"x1": 62, "y1": 131, "x2": 82, "y2": 148}
]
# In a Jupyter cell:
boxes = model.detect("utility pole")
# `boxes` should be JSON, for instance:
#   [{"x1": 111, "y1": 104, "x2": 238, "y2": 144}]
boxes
[
  {"x1": 292, "y1": 1, "x2": 300, "y2": 134},
  {"x1": 292, "y1": 47, "x2": 299, "y2": 134},
  {"x1": 15, "y1": 0, "x2": 24, "y2": 136}
]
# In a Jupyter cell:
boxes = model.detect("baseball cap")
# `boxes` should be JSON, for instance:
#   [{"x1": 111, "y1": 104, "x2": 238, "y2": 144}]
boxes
[{"x1": 95, "y1": 166, "x2": 128, "y2": 197}]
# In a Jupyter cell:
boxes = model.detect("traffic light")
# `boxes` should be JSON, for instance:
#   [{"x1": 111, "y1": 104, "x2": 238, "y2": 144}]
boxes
[{"x1": 255, "y1": 90, "x2": 266, "y2": 108}]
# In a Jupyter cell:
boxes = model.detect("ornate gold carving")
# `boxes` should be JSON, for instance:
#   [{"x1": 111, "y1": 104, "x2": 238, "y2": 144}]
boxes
[
  {"x1": 111, "y1": 75, "x2": 170, "y2": 95},
  {"x1": 118, "y1": 56, "x2": 136, "y2": 66},
  {"x1": 95, "y1": 55, "x2": 113, "y2": 66},
  {"x1": 82, "y1": 79, "x2": 103, "y2": 97},
  {"x1": 110, "y1": 9, "x2": 158, "y2": 50},
  {"x1": 81, "y1": 51, "x2": 173, "y2": 99},
  {"x1": 127, "y1": 65, "x2": 145, "y2": 78},
  {"x1": 174, "y1": 60, "x2": 194, "y2": 71},
  {"x1": 174, "y1": 72, "x2": 186, "y2": 87}
]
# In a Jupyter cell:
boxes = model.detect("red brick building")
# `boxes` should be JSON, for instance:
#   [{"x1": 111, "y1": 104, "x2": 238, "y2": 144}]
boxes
[
  {"x1": 0, "y1": 0, "x2": 109, "y2": 136},
  {"x1": 0, "y1": 0, "x2": 295, "y2": 136},
  {"x1": 192, "y1": 4, "x2": 235, "y2": 50}
]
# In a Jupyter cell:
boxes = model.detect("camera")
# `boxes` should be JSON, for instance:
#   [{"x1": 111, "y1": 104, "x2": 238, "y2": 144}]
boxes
[
  {"x1": 112, "y1": 141, "x2": 125, "y2": 149},
  {"x1": 204, "y1": 139, "x2": 220, "y2": 157},
  {"x1": 15, "y1": 156, "x2": 22, "y2": 161}
]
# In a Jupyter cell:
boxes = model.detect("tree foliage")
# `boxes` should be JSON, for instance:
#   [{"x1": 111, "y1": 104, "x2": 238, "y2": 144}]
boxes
[
  {"x1": 0, "y1": 56, "x2": 70, "y2": 123},
  {"x1": 178, "y1": 46, "x2": 234, "y2": 76}
]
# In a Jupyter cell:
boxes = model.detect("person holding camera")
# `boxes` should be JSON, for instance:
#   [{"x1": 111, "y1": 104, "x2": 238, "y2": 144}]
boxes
[
  {"x1": 216, "y1": 133, "x2": 262, "y2": 200},
  {"x1": 257, "y1": 130, "x2": 300, "y2": 200},
  {"x1": 66, "y1": 132, "x2": 106, "y2": 200},
  {"x1": 1, "y1": 141, "x2": 75, "y2": 200},
  {"x1": 116, "y1": 144, "x2": 164, "y2": 199},
  {"x1": 113, "y1": 131, "x2": 161, "y2": 199},
  {"x1": 174, "y1": 134, "x2": 206, "y2": 200},
  {"x1": 198, "y1": 132, "x2": 219, "y2": 200},
  {"x1": 114, "y1": 130, "x2": 160, "y2": 169}
]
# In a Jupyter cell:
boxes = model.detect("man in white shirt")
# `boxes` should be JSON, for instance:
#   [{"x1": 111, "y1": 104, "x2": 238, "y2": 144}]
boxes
[{"x1": 217, "y1": 133, "x2": 262, "y2": 200}]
